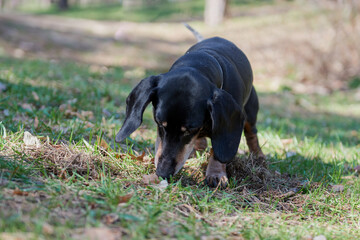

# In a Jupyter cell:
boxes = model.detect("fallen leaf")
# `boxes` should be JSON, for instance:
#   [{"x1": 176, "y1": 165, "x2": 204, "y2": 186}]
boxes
[
  {"x1": 59, "y1": 103, "x2": 70, "y2": 112},
  {"x1": 285, "y1": 151, "x2": 297, "y2": 158},
  {"x1": 0, "y1": 232, "x2": 36, "y2": 240},
  {"x1": 0, "y1": 178, "x2": 9, "y2": 186},
  {"x1": 97, "y1": 136, "x2": 110, "y2": 151},
  {"x1": 67, "y1": 98, "x2": 78, "y2": 105},
  {"x1": 331, "y1": 184, "x2": 344, "y2": 192},
  {"x1": 142, "y1": 174, "x2": 160, "y2": 185},
  {"x1": 73, "y1": 227, "x2": 121, "y2": 240},
  {"x1": 281, "y1": 138, "x2": 293, "y2": 145},
  {"x1": 130, "y1": 151, "x2": 145, "y2": 161},
  {"x1": 3, "y1": 109, "x2": 10, "y2": 116},
  {"x1": 200, "y1": 236, "x2": 222, "y2": 240},
  {"x1": 102, "y1": 108, "x2": 112, "y2": 117},
  {"x1": 23, "y1": 131, "x2": 41, "y2": 147},
  {"x1": 42, "y1": 223, "x2": 54, "y2": 235},
  {"x1": 65, "y1": 109, "x2": 78, "y2": 117},
  {"x1": 49, "y1": 143, "x2": 62, "y2": 149},
  {"x1": 341, "y1": 175, "x2": 355, "y2": 180},
  {"x1": 114, "y1": 153, "x2": 126, "y2": 159},
  {"x1": 0, "y1": 82, "x2": 7, "y2": 92},
  {"x1": 103, "y1": 213, "x2": 119, "y2": 224},
  {"x1": 160, "y1": 227, "x2": 171, "y2": 236},
  {"x1": 21, "y1": 103, "x2": 33, "y2": 111},
  {"x1": 32, "y1": 91, "x2": 40, "y2": 101},
  {"x1": 155, "y1": 180, "x2": 169, "y2": 190},
  {"x1": 279, "y1": 190, "x2": 296, "y2": 199},
  {"x1": 80, "y1": 110, "x2": 94, "y2": 120},
  {"x1": 34, "y1": 116, "x2": 39, "y2": 128},
  {"x1": 118, "y1": 193, "x2": 133, "y2": 204},
  {"x1": 83, "y1": 121, "x2": 94, "y2": 128},
  {"x1": 237, "y1": 149, "x2": 246, "y2": 155},
  {"x1": 59, "y1": 169, "x2": 68, "y2": 180},
  {"x1": 14, "y1": 48, "x2": 25, "y2": 58},
  {"x1": 13, "y1": 188, "x2": 29, "y2": 196}
]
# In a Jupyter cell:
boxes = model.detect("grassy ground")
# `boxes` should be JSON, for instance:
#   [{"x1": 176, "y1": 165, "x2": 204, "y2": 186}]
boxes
[
  {"x1": 1, "y1": 56, "x2": 359, "y2": 239},
  {"x1": 1, "y1": 1, "x2": 360, "y2": 239}
]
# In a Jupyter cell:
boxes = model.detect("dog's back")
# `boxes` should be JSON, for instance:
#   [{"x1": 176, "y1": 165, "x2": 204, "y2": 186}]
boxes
[{"x1": 172, "y1": 37, "x2": 253, "y2": 106}]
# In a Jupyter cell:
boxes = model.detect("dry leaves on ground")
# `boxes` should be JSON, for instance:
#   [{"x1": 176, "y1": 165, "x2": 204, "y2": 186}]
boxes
[
  {"x1": 12, "y1": 188, "x2": 29, "y2": 196},
  {"x1": 0, "y1": 232, "x2": 36, "y2": 240},
  {"x1": 118, "y1": 192, "x2": 133, "y2": 204},
  {"x1": 331, "y1": 184, "x2": 345, "y2": 193},
  {"x1": 72, "y1": 227, "x2": 123, "y2": 240}
]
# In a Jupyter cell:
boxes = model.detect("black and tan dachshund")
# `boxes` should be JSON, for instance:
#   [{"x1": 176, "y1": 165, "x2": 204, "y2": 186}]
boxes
[{"x1": 115, "y1": 25, "x2": 264, "y2": 187}]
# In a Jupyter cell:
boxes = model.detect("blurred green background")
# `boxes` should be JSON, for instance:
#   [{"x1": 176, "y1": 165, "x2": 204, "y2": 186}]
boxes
[{"x1": 0, "y1": 0, "x2": 359, "y2": 144}]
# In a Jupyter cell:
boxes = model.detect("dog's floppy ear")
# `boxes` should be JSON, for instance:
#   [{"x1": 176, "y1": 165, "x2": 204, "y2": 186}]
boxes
[
  {"x1": 115, "y1": 75, "x2": 160, "y2": 143},
  {"x1": 207, "y1": 89, "x2": 244, "y2": 163}
]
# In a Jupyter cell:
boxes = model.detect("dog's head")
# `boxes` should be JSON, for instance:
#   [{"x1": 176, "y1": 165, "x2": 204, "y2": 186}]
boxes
[{"x1": 115, "y1": 72, "x2": 244, "y2": 179}]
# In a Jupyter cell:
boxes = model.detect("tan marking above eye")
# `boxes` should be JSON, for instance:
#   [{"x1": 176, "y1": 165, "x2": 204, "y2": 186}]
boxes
[
  {"x1": 181, "y1": 126, "x2": 187, "y2": 132},
  {"x1": 162, "y1": 122, "x2": 168, "y2": 127}
]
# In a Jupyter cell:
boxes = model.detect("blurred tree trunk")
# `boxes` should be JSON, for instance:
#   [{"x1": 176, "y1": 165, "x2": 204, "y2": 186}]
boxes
[
  {"x1": 57, "y1": 0, "x2": 69, "y2": 10},
  {"x1": 204, "y1": 0, "x2": 229, "y2": 26}
]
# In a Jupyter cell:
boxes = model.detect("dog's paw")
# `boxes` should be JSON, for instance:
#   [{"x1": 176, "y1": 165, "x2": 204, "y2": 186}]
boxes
[
  {"x1": 255, "y1": 152, "x2": 267, "y2": 165},
  {"x1": 205, "y1": 174, "x2": 228, "y2": 188}
]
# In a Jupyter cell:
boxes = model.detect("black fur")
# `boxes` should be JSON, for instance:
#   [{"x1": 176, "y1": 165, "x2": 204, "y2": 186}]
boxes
[{"x1": 116, "y1": 37, "x2": 260, "y2": 179}]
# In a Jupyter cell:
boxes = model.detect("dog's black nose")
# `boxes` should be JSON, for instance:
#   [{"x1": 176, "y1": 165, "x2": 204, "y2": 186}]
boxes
[{"x1": 155, "y1": 168, "x2": 173, "y2": 180}]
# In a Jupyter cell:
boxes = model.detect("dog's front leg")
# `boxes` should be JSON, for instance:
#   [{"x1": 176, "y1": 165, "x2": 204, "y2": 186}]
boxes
[{"x1": 205, "y1": 149, "x2": 228, "y2": 188}]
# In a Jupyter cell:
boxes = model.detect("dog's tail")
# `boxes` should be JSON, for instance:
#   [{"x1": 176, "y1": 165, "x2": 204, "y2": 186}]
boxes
[{"x1": 183, "y1": 22, "x2": 204, "y2": 42}]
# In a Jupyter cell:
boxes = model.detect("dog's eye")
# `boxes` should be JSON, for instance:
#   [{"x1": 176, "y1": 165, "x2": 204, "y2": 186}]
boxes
[
  {"x1": 158, "y1": 121, "x2": 167, "y2": 129},
  {"x1": 182, "y1": 127, "x2": 199, "y2": 136},
  {"x1": 181, "y1": 126, "x2": 190, "y2": 135}
]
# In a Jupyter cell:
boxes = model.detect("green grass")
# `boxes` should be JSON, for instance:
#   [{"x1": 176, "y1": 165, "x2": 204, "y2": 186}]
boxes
[{"x1": 1, "y1": 55, "x2": 360, "y2": 239}]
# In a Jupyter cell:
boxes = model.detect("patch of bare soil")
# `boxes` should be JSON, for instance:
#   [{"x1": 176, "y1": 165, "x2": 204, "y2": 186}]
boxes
[
  {"x1": 175, "y1": 151, "x2": 311, "y2": 212},
  {"x1": 226, "y1": 154, "x2": 311, "y2": 212}
]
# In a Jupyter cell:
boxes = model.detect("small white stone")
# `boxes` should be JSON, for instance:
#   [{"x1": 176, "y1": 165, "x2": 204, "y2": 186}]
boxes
[
  {"x1": 313, "y1": 235, "x2": 327, "y2": 240},
  {"x1": 23, "y1": 131, "x2": 41, "y2": 148},
  {"x1": 156, "y1": 180, "x2": 169, "y2": 190}
]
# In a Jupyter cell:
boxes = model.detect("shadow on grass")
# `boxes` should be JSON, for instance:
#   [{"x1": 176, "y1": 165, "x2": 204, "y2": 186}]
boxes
[
  {"x1": 33, "y1": 1, "x2": 204, "y2": 22},
  {"x1": 30, "y1": 0, "x2": 274, "y2": 22},
  {"x1": 0, "y1": 15, "x2": 197, "y2": 71},
  {"x1": 258, "y1": 91, "x2": 360, "y2": 147},
  {"x1": 0, "y1": 56, "x2": 131, "y2": 142}
]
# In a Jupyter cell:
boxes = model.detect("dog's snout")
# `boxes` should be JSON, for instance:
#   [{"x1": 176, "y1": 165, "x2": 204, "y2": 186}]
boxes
[
  {"x1": 155, "y1": 168, "x2": 172, "y2": 180},
  {"x1": 156, "y1": 156, "x2": 176, "y2": 180}
]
